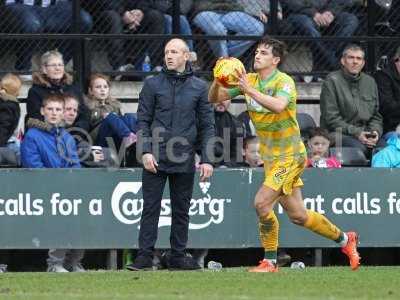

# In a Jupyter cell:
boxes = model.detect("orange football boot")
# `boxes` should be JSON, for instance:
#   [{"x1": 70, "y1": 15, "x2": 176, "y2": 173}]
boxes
[
  {"x1": 248, "y1": 259, "x2": 278, "y2": 273},
  {"x1": 341, "y1": 231, "x2": 361, "y2": 270}
]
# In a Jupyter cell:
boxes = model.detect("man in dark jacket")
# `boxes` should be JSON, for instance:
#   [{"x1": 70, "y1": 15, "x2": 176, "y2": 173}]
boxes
[
  {"x1": 127, "y1": 38, "x2": 215, "y2": 271},
  {"x1": 374, "y1": 46, "x2": 400, "y2": 137},
  {"x1": 320, "y1": 44, "x2": 383, "y2": 155},
  {"x1": 213, "y1": 100, "x2": 246, "y2": 167},
  {"x1": 282, "y1": 0, "x2": 358, "y2": 72}
]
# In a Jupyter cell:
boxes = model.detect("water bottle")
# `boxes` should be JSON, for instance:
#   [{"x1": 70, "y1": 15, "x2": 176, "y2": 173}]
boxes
[
  {"x1": 290, "y1": 261, "x2": 305, "y2": 270},
  {"x1": 142, "y1": 53, "x2": 151, "y2": 72},
  {"x1": 207, "y1": 260, "x2": 222, "y2": 271}
]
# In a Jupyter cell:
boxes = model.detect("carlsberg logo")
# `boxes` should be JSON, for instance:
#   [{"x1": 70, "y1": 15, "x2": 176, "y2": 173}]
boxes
[{"x1": 111, "y1": 182, "x2": 231, "y2": 229}]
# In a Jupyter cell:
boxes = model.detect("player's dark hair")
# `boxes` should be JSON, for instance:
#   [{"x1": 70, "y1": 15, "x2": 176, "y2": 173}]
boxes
[{"x1": 257, "y1": 37, "x2": 288, "y2": 64}]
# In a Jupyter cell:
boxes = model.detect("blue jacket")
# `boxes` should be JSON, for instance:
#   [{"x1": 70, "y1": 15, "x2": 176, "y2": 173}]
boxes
[
  {"x1": 21, "y1": 125, "x2": 81, "y2": 168},
  {"x1": 372, "y1": 135, "x2": 400, "y2": 168}
]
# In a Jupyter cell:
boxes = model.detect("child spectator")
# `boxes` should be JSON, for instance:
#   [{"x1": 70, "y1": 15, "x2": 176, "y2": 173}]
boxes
[
  {"x1": 21, "y1": 94, "x2": 85, "y2": 272},
  {"x1": 85, "y1": 74, "x2": 137, "y2": 150},
  {"x1": 0, "y1": 74, "x2": 22, "y2": 165},
  {"x1": 238, "y1": 136, "x2": 264, "y2": 167},
  {"x1": 372, "y1": 130, "x2": 400, "y2": 168},
  {"x1": 306, "y1": 127, "x2": 341, "y2": 168}
]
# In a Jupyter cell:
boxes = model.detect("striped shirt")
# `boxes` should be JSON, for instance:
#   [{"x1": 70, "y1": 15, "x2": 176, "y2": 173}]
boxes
[{"x1": 228, "y1": 69, "x2": 306, "y2": 161}]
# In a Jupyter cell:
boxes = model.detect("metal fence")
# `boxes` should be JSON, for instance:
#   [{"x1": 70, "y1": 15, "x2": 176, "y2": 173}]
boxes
[{"x1": 0, "y1": 0, "x2": 399, "y2": 87}]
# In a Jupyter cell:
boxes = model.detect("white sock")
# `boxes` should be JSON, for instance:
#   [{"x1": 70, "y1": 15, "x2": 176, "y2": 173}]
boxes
[{"x1": 339, "y1": 232, "x2": 348, "y2": 247}]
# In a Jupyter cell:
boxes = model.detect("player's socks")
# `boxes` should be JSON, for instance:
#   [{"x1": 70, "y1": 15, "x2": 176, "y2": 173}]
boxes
[
  {"x1": 259, "y1": 211, "x2": 279, "y2": 262},
  {"x1": 335, "y1": 231, "x2": 349, "y2": 247},
  {"x1": 303, "y1": 210, "x2": 341, "y2": 241}
]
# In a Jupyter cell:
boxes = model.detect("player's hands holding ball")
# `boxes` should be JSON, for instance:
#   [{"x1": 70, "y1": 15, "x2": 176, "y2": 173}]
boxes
[{"x1": 233, "y1": 68, "x2": 251, "y2": 94}]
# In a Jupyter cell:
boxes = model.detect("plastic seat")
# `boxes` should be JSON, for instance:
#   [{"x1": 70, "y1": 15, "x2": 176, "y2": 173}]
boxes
[
  {"x1": 329, "y1": 147, "x2": 369, "y2": 167},
  {"x1": 296, "y1": 113, "x2": 317, "y2": 140}
]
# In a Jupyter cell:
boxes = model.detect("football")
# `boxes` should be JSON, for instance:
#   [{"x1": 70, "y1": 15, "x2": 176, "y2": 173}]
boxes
[{"x1": 213, "y1": 57, "x2": 245, "y2": 88}]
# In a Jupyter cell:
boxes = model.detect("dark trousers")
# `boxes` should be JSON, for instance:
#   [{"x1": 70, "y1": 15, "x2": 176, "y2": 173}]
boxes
[
  {"x1": 138, "y1": 170, "x2": 195, "y2": 258},
  {"x1": 96, "y1": 113, "x2": 137, "y2": 148},
  {"x1": 3, "y1": 3, "x2": 93, "y2": 70},
  {"x1": 287, "y1": 12, "x2": 359, "y2": 71}
]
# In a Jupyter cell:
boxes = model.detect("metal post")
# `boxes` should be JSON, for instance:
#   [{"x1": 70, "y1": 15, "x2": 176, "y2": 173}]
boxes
[
  {"x1": 107, "y1": 249, "x2": 118, "y2": 270},
  {"x1": 366, "y1": 0, "x2": 377, "y2": 72},
  {"x1": 72, "y1": 0, "x2": 83, "y2": 89},
  {"x1": 314, "y1": 248, "x2": 323, "y2": 266},
  {"x1": 81, "y1": 38, "x2": 92, "y2": 93},
  {"x1": 172, "y1": 0, "x2": 181, "y2": 34},
  {"x1": 269, "y1": 0, "x2": 279, "y2": 35}
]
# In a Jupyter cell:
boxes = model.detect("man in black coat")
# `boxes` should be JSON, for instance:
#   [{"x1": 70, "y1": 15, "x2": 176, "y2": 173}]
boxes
[
  {"x1": 374, "y1": 46, "x2": 400, "y2": 136},
  {"x1": 128, "y1": 38, "x2": 215, "y2": 271}
]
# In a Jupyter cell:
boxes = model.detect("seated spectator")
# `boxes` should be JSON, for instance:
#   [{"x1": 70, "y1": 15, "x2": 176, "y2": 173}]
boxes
[
  {"x1": 154, "y1": 0, "x2": 196, "y2": 55},
  {"x1": 121, "y1": 0, "x2": 166, "y2": 69},
  {"x1": 63, "y1": 93, "x2": 116, "y2": 167},
  {"x1": 21, "y1": 94, "x2": 85, "y2": 273},
  {"x1": 26, "y1": 50, "x2": 90, "y2": 132},
  {"x1": 320, "y1": 44, "x2": 383, "y2": 157},
  {"x1": 192, "y1": 0, "x2": 264, "y2": 59},
  {"x1": 237, "y1": 136, "x2": 264, "y2": 167},
  {"x1": 372, "y1": 132, "x2": 400, "y2": 168},
  {"x1": 306, "y1": 127, "x2": 341, "y2": 168},
  {"x1": 213, "y1": 100, "x2": 245, "y2": 167},
  {"x1": 282, "y1": 0, "x2": 359, "y2": 72},
  {"x1": 2, "y1": 0, "x2": 92, "y2": 78},
  {"x1": 238, "y1": 110, "x2": 257, "y2": 138},
  {"x1": 85, "y1": 74, "x2": 137, "y2": 150},
  {"x1": 81, "y1": 0, "x2": 126, "y2": 72},
  {"x1": 374, "y1": 46, "x2": 400, "y2": 138},
  {"x1": 0, "y1": 74, "x2": 22, "y2": 166}
]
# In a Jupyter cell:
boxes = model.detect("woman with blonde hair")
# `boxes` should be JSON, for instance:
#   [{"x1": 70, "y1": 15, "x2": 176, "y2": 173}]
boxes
[
  {"x1": 26, "y1": 50, "x2": 90, "y2": 132},
  {"x1": 85, "y1": 73, "x2": 137, "y2": 149}
]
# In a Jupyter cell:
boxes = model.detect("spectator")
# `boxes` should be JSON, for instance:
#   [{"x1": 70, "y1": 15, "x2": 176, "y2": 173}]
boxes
[
  {"x1": 238, "y1": 110, "x2": 257, "y2": 138},
  {"x1": 306, "y1": 127, "x2": 341, "y2": 168},
  {"x1": 153, "y1": 0, "x2": 196, "y2": 54},
  {"x1": 21, "y1": 94, "x2": 85, "y2": 273},
  {"x1": 371, "y1": 130, "x2": 400, "y2": 168},
  {"x1": 122, "y1": 0, "x2": 166, "y2": 69},
  {"x1": 374, "y1": 46, "x2": 400, "y2": 138},
  {"x1": 282, "y1": 0, "x2": 359, "y2": 72},
  {"x1": 237, "y1": 136, "x2": 264, "y2": 167},
  {"x1": 26, "y1": 50, "x2": 90, "y2": 132},
  {"x1": 81, "y1": 0, "x2": 127, "y2": 72},
  {"x1": 213, "y1": 100, "x2": 246, "y2": 167},
  {"x1": 63, "y1": 93, "x2": 111, "y2": 166},
  {"x1": 192, "y1": 0, "x2": 264, "y2": 58},
  {"x1": 237, "y1": 0, "x2": 285, "y2": 33},
  {"x1": 85, "y1": 73, "x2": 137, "y2": 150},
  {"x1": 2, "y1": 0, "x2": 92, "y2": 79},
  {"x1": 320, "y1": 44, "x2": 383, "y2": 156},
  {"x1": 0, "y1": 74, "x2": 22, "y2": 166}
]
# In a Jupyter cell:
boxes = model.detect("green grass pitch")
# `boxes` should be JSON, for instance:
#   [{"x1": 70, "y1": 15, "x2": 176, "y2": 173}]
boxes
[{"x1": 1, "y1": 267, "x2": 399, "y2": 300}]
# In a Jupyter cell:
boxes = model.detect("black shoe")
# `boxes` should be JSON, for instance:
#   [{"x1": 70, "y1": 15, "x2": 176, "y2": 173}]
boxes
[
  {"x1": 168, "y1": 255, "x2": 202, "y2": 271},
  {"x1": 126, "y1": 255, "x2": 153, "y2": 271}
]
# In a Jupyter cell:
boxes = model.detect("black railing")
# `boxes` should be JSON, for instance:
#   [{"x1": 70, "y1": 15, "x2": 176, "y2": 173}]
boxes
[{"x1": 0, "y1": 0, "x2": 398, "y2": 90}]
